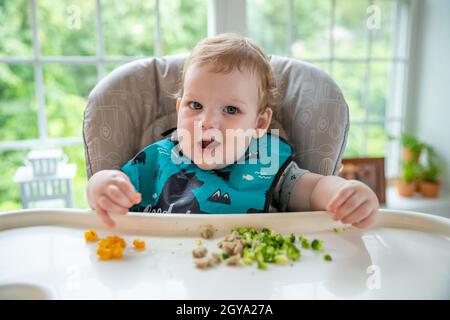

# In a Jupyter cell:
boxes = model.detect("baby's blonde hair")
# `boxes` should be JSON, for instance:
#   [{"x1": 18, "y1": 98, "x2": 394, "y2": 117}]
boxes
[{"x1": 178, "y1": 33, "x2": 280, "y2": 114}]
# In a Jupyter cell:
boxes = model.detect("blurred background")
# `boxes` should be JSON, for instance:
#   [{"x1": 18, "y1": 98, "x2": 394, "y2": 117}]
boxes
[{"x1": 0, "y1": 0, "x2": 449, "y2": 215}]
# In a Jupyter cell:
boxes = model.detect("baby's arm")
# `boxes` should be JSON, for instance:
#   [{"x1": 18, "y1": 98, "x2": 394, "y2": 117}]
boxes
[
  {"x1": 287, "y1": 172, "x2": 379, "y2": 228},
  {"x1": 87, "y1": 170, "x2": 141, "y2": 227}
]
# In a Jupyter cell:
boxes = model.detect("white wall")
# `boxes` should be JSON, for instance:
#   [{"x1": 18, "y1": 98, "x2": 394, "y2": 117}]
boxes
[{"x1": 406, "y1": 0, "x2": 450, "y2": 192}]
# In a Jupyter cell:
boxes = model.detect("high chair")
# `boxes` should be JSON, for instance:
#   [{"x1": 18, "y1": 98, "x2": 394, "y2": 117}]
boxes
[{"x1": 83, "y1": 54, "x2": 349, "y2": 210}]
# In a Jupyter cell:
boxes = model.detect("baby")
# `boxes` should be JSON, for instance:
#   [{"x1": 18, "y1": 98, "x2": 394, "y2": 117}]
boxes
[{"x1": 87, "y1": 33, "x2": 379, "y2": 228}]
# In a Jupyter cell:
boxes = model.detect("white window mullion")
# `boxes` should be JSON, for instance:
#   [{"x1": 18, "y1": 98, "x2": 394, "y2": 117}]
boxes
[
  {"x1": 155, "y1": 0, "x2": 162, "y2": 56},
  {"x1": 0, "y1": 56, "x2": 409, "y2": 65},
  {"x1": 0, "y1": 137, "x2": 83, "y2": 152},
  {"x1": 30, "y1": 0, "x2": 47, "y2": 142},
  {"x1": 96, "y1": 0, "x2": 106, "y2": 80},
  {"x1": 329, "y1": 0, "x2": 336, "y2": 74},
  {"x1": 361, "y1": 0, "x2": 375, "y2": 155},
  {"x1": 385, "y1": 0, "x2": 402, "y2": 178},
  {"x1": 208, "y1": 0, "x2": 246, "y2": 36},
  {"x1": 398, "y1": 0, "x2": 413, "y2": 173},
  {"x1": 288, "y1": 0, "x2": 295, "y2": 56}
]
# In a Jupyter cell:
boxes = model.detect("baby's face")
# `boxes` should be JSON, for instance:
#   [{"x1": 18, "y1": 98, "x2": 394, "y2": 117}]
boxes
[{"x1": 176, "y1": 63, "x2": 270, "y2": 170}]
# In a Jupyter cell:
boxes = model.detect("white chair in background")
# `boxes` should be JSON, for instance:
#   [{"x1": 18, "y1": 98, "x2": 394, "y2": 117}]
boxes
[{"x1": 13, "y1": 149, "x2": 76, "y2": 209}]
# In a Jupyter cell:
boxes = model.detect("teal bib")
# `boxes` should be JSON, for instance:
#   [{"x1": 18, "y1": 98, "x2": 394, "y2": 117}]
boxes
[{"x1": 121, "y1": 129, "x2": 294, "y2": 214}]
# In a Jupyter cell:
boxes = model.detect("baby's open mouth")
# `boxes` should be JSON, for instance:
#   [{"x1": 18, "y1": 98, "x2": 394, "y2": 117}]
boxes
[{"x1": 199, "y1": 138, "x2": 220, "y2": 150}]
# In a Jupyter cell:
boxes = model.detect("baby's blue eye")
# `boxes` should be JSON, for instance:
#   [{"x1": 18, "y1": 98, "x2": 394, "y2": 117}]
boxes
[
  {"x1": 224, "y1": 106, "x2": 239, "y2": 115},
  {"x1": 189, "y1": 101, "x2": 203, "y2": 110}
]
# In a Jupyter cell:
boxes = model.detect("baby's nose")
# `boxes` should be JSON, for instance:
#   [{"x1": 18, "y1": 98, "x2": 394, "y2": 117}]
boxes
[{"x1": 199, "y1": 109, "x2": 220, "y2": 129}]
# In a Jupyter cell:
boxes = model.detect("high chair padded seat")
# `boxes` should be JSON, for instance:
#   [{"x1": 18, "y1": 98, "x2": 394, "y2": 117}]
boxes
[{"x1": 83, "y1": 54, "x2": 349, "y2": 179}]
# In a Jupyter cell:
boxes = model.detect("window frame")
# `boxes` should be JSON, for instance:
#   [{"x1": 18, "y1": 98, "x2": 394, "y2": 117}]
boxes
[{"x1": 0, "y1": 0, "x2": 414, "y2": 179}]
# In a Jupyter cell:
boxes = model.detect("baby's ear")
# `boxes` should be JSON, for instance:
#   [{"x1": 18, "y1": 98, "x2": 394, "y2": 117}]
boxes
[
  {"x1": 254, "y1": 107, "x2": 273, "y2": 138},
  {"x1": 176, "y1": 98, "x2": 181, "y2": 112}
]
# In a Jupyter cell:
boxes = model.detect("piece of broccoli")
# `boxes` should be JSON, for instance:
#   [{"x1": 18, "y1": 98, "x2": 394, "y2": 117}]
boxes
[
  {"x1": 275, "y1": 254, "x2": 288, "y2": 265},
  {"x1": 299, "y1": 236, "x2": 311, "y2": 249},
  {"x1": 257, "y1": 261, "x2": 267, "y2": 270},
  {"x1": 323, "y1": 254, "x2": 332, "y2": 262},
  {"x1": 311, "y1": 239, "x2": 324, "y2": 251}
]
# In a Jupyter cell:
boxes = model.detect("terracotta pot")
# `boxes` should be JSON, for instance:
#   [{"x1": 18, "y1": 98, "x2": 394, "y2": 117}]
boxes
[
  {"x1": 419, "y1": 181, "x2": 441, "y2": 198},
  {"x1": 415, "y1": 180, "x2": 421, "y2": 192},
  {"x1": 402, "y1": 148, "x2": 421, "y2": 163},
  {"x1": 396, "y1": 180, "x2": 416, "y2": 197}
]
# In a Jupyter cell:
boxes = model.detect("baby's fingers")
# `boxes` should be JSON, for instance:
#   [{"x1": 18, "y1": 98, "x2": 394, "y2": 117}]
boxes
[
  {"x1": 352, "y1": 210, "x2": 378, "y2": 229},
  {"x1": 96, "y1": 206, "x2": 115, "y2": 228},
  {"x1": 113, "y1": 176, "x2": 141, "y2": 204},
  {"x1": 326, "y1": 186, "x2": 355, "y2": 213},
  {"x1": 340, "y1": 200, "x2": 372, "y2": 224},
  {"x1": 98, "y1": 195, "x2": 129, "y2": 217},
  {"x1": 105, "y1": 184, "x2": 134, "y2": 208}
]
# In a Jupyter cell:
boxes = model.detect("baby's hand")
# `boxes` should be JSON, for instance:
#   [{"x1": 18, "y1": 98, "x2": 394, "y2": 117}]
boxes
[
  {"x1": 87, "y1": 170, "x2": 141, "y2": 227},
  {"x1": 325, "y1": 180, "x2": 379, "y2": 228}
]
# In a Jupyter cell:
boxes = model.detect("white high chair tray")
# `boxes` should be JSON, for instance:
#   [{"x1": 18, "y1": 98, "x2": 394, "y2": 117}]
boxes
[{"x1": 0, "y1": 209, "x2": 448, "y2": 299}]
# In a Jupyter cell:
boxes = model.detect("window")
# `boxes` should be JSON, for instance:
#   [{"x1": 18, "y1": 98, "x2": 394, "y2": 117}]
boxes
[
  {"x1": 0, "y1": 0, "x2": 207, "y2": 210},
  {"x1": 0, "y1": 0, "x2": 411, "y2": 211},
  {"x1": 247, "y1": 0, "x2": 411, "y2": 178}
]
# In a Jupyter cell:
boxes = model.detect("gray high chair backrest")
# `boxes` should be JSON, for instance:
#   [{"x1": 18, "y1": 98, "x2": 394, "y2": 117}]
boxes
[{"x1": 83, "y1": 54, "x2": 349, "y2": 180}]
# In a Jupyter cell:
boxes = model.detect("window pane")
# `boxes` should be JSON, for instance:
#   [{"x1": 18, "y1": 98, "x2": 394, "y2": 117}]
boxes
[
  {"x1": 106, "y1": 63, "x2": 125, "y2": 74},
  {"x1": 368, "y1": 62, "x2": 390, "y2": 121},
  {"x1": 44, "y1": 64, "x2": 97, "y2": 138},
  {"x1": 309, "y1": 61, "x2": 331, "y2": 75},
  {"x1": 0, "y1": 0, "x2": 33, "y2": 56},
  {"x1": 387, "y1": 61, "x2": 406, "y2": 119},
  {"x1": 160, "y1": 0, "x2": 207, "y2": 55},
  {"x1": 367, "y1": 124, "x2": 387, "y2": 156},
  {"x1": 370, "y1": 0, "x2": 395, "y2": 58},
  {"x1": 292, "y1": 0, "x2": 331, "y2": 60},
  {"x1": 0, "y1": 150, "x2": 28, "y2": 211},
  {"x1": 38, "y1": 0, "x2": 96, "y2": 56},
  {"x1": 332, "y1": 62, "x2": 366, "y2": 122},
  {"x1": 247, "y1": 0, "x2": 290, "y2": 55},
  {"x1": 103, "y1": 0, "x2": 155, "y2": 56},
  {"x1": 334, "y1": 0, "x2": 368, "y2": 58},
  {"x1": 0, "y1": 64, "x2": 38, "y2": 141},
  {"x1": 344, "y1": 125, "x2": 364, "y2": 157}
]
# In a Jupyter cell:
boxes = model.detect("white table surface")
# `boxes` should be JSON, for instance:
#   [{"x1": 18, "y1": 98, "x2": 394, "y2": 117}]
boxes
[{"x1": 0, "y1": 209, "x2": 449, "y2": 299}]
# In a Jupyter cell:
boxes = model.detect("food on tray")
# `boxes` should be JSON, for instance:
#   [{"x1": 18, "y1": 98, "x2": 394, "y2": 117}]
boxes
[
  {"x1": 192, "y1": 246, "x2": 208, "y2": 258},
  {"x1": 194, "y1": 252, "x2": 222, "y2": 269},
  {"x1": 193, "y1": 227, "x2": 333, "y2": 270},
  {"x1": 200, "y1": 224, "x2": 215, "y2": 239},
  {"x1": 84, "y1": 229, "x2": 146, "y2": 261},
  {"x1": 133, "y1": 239, "x2": 146, "y2": 250},
  {"x1": 299, "y1": 235, "x2": 310, "y2": 249},
  {"x1": 84, "y1": 229, "x2": 99, "y2": 242},
  {"x1": 96, "y1": 235, "x2": 126, "y2": 260},
  {"x1": 311, "y1": 239, "x2": 324, "y2": 251},
  {"x1": 332, "y1": 227, "x2": 351, "y2": 233}
]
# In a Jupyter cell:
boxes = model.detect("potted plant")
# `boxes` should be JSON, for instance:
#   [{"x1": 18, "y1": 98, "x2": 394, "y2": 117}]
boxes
[
  {"x1": 400, "y1": 133, "x2": 425, "y2": 163},
  {"x1": 396, "y1": 161, "x2": 420, "y2": 197},
  {"x1": 419, "y1": 147, "x2": 442, "y2": 198}
]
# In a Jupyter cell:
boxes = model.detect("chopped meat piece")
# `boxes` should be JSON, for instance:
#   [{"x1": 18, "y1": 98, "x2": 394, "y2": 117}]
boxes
[
  {"x1": 192, "y1": 246, "x2": 208, "y2": 258},
  {"x1": 200, "y1": 225, "x2": 215, "y2": 239}
]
